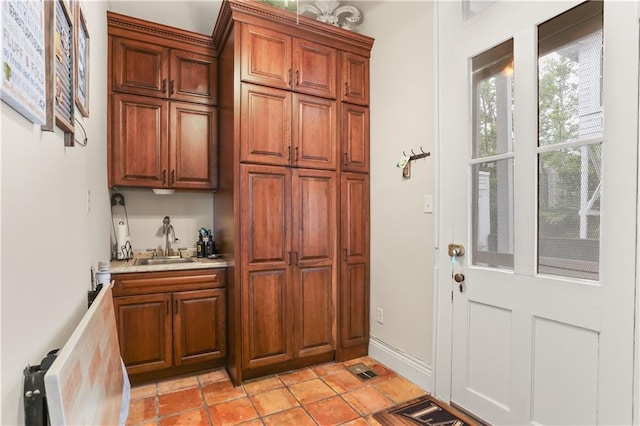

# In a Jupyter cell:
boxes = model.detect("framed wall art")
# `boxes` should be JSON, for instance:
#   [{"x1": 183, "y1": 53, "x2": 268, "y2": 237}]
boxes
[
  {"x1": 43, "y1": 0, "x2": 75, "y2": 144},
  {"x1": 74, "y1": 2, "x2": 89, "y2": 117},
  {"x1": 0, "y1": 0, "x2": 47, "y2": 125}
]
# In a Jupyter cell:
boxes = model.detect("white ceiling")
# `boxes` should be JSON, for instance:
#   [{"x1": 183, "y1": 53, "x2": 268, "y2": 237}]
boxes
[{"x1": 109, "y1": 1, "x2": 225, "y2": 36}]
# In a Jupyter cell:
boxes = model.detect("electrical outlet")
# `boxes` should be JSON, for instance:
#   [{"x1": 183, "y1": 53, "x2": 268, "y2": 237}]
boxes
[
  {"x1": 423, "y1": 194, "x2": 433, "y2": 213},
  {"x1": 376, "y1": 307, "x2": 384, "y2": 324}
]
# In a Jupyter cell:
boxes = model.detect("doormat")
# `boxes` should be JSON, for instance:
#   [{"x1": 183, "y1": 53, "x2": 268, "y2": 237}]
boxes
[
  {"x1": 373, "y1": 395, "x2": 479, "y2": 426},
  {"x1": 346, "y1": 363, "x2": 378, "y2": 381}
]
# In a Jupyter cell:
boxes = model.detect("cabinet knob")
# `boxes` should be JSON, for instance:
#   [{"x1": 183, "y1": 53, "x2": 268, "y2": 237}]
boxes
[
  {"x1": 171, "y1": 170, "x2": 175, "y2": 185},
  {"x1": 162, "y1": 169, "x2": 167, "y2": 185},
  {"x1": 170, "y1": 80, "x2": 175, "y2": 95},
  {"x1": 295, "y1": 147, "x2": 299, "y2": 162},
  {"x1": 162, "y1": 78, "x2": 167, "y2": 94},
  {"x1": 295, "y1": 70, "x2": 300, "y2": 86},
  {"x1": 288, "y1": 69, "x2": 292, "y2": 86},
  {"x1": 344, "y1": 82, "x2": 349, "y2": 96}
]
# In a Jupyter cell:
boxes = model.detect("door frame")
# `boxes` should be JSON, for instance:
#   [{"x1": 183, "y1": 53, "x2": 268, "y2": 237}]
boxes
[{"x1": 430, "y1": 1, "x2": 640, "y2": 422}]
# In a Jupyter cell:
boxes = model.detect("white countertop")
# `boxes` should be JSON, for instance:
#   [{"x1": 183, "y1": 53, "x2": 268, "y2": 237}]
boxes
[{"x1": 110, "y1": 257, "x2": 227, "y2": 274}]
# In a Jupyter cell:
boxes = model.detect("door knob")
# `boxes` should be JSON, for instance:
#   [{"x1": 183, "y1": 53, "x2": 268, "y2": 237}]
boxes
[{"x1": 448, "y1": 243, "x2": 465, "y2": 257}]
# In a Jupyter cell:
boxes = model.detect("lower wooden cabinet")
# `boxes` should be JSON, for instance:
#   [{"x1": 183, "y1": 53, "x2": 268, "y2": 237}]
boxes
[
  {"x1": 112, "y1": 269, "x2": 226, "y2": 382},
  {"x1": 173, "y1": 289, "x2": 226, "y2": 366}
]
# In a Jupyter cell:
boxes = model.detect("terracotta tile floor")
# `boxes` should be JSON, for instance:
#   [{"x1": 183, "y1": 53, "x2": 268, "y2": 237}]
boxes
[{"x1": 126, "y1": 357, "x2": 427, "y2": 425}]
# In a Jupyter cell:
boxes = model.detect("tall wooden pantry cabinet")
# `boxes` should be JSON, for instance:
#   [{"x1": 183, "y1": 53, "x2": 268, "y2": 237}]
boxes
[{"x1": 213, "y1": 0, "x2": 373, "y2": 384}]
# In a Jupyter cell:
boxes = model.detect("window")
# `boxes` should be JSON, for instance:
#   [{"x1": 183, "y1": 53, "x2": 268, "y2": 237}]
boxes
[
  {"x1": 537, "y1": 1, "x2": 603, "y2": 280},
  {"x1": 471, "y1": 39, "x2": 514, "y2": 269}
]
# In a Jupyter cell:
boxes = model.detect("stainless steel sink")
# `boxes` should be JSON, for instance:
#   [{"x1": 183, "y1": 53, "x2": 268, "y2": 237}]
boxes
[{"x1": 135, "y1": 257, "x2": 198, "y2": 266}]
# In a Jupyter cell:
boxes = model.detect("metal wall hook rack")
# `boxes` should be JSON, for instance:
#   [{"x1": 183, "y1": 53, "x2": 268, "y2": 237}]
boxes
[{"x1": 405, "y1": 146, "x2": 431, "y2": 162}]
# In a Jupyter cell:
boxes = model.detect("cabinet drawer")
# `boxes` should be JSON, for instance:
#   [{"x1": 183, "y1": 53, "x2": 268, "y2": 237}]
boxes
[{"x1": 113, "y1": 269, "x2": 225, "y2": 296}]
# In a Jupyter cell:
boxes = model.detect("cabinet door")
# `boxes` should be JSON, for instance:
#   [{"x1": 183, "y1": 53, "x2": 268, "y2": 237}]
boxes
[
  {"x1": 241, "y1": 84, "x2": 292, "y2": 166},
  {"x1": 170, "y1": 49, "x2": 218, "y2": 105},
  {"x1": 113, "y1": 37, "x2": 169, "y2": 97},
  {"x1": 173, "y1": 289, "x2": 226, "y2": 366},
  {"x1": 341, "y1": 103, "x2": 370, "y2": 173},
  {"x1": 112, "y1": 93, "x2": 169, "y2": 188},
  {"x1": 292, "y1": 169, "x2": 337, "y2": 358},
  {"x1": 341, "y1": 52, "x2": 369, "y2": 105},
  {"x1": 170, "y1": 102, "x2": 218, "y2": 189},
  {"x1": 114, "y1": 294, "x2": 173, "y2": 375},
  {"x1": 293, "y1": 94, "x2": 338, "y2": 170},
  {"x1": 293, "y1": 38, "x2": 336, "y2": 99},
  {"x1": 241, "y1": 164, "x2": 293, "y2": 368},
  {"x1": 339, "y1": 173, "x2": 370, "y2": 352},
  {"x1": 241, "y1": 24, "x2": 292, "y2": 90}
]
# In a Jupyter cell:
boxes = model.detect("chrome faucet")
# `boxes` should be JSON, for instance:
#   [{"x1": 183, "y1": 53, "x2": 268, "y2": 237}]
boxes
[{"x1": 162, "y1": 216, "x2": 176, "y2": 256}]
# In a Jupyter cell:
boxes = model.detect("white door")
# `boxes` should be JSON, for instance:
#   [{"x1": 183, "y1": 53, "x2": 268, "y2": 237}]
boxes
[{"x1": 435, "y1": 1, "x2": 638, "y2": 425}]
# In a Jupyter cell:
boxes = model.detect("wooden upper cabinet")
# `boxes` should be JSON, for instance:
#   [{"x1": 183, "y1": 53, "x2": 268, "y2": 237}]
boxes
[
  {"x1": 341, "y1": 103, "x2": 370, "y2": 173},
  {"x1": 341, "y1": 52, "x2": 369, "y2": 105},
  {"x1": 240, "y1": 85, "x2": 337, "y2": 169},
  {"x1": 112, "y1": 93, "x2": 169, "y2": 188},
  {"x1": 293, "y1": 94, "x2": 338, "y2": 170},
  {"x1": 112, "y1": 94, "x2": 217, "y2": 189},
  {"x1": 170, "y1": 49, "x2": 218, "y2": 105},
  {"x1": 170, "y1": 101, "x2": 218, "y2": 189},
  {"x1": 112, "y1": 37, "x2": 217, "y2": 105},
  {"x1": 241, "y1": 24, "x2": 292, "y2": 91},
  {"x1": 240, "y1": 84, "x2": 292, "y2": 166},
  {"x1": 293, "y1": 38, "x2": 336, "y2": 99},
  {"x1": 113, "y1": 37, "x2": 169, "y2": 98},
  {"x1": 240, "y1": 24, "x2": 336, "y2": 99},
  {"x1": 173, "y1": 288, "x2": 226, "y2": 366}
]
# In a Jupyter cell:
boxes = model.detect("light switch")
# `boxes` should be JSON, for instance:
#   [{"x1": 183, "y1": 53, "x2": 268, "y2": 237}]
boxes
[{"x1": 423, "y1": 195, "x2": 433, "y2": 213}]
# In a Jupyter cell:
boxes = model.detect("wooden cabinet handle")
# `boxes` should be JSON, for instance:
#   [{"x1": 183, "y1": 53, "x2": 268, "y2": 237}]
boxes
[
  {"x1": 288, "y1": 146, "x2": 292, "y2": 161},
  {"x1": 344, "y1": 82, "x2": 349, "y2": 96},
  {"x1": 295, "y1": 70, "x2": 300, "y2": 86},
  {"x1": 343, "y1": 152, "x2": 349, "y2": 166},
  {"x1": 288, "y1": 69, "x2": 292, "y2": 86},
  {"x1": 162, "y1": 169, "x2": 167, "y2": 185},
  {"x1": 162, "y1": 78, "x2": 167, "y2": 94},
  {"x1": 171, "y1": 170, "x2": 175, "y2": 185},
  {"x1": 170, "y1": 80, "x2": 175, "y2": 95},
  {"x1": 295, "y1": 147, "x2": 299, "y2": 162}
]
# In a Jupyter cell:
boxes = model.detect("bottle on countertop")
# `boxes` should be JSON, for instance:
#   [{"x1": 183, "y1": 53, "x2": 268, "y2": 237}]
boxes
[
  {"x1": 207, "y1": 230, "x2": 215, "y2": 256},
  {"x1": 196, "y1": 234, "x2": 205, "y2": 258}
]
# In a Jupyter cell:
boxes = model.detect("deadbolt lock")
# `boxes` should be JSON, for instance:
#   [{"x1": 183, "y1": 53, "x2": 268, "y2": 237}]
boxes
[{"x1": 448, "y1": 243, "x2": 465, "y2": 257}]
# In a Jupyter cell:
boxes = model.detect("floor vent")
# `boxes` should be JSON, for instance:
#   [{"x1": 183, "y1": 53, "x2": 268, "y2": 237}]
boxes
[{"x1": 347, "y1": 363, "x2": 378, "y2": 381}]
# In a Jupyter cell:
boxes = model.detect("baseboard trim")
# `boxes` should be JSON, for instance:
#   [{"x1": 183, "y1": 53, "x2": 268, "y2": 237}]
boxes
[{"x1": 368, "y1": 337, "x2": 432, "y2": 392}]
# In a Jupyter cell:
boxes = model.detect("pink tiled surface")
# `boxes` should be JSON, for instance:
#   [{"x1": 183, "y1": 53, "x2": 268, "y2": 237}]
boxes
[{"x1": 126, "y1": 357, "x2": 428, "y2": 425}]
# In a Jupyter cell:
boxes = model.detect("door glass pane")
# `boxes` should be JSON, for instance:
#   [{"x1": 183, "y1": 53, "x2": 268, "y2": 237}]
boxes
[
  {"x1": 472, "y1": 159, "x2": 514, "y2": 268},
  {"x1": 471, "y1": 40, "x2": 514, "y2": 268},
  {"x1": 537, "y1": 1, "x2": 602, "y2": 280},
  {"x1": 538, "y1": 146, "x2": 600, "y2": 280}
]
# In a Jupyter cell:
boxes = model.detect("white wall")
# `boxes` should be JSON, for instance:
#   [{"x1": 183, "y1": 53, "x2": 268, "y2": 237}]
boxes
[
  {"x1": 0, "y1": 2, "x2": 110, "y2": 424},
  {"x1": 111, "y1": 189, "x2": 214, "y2": 255},
  {"x1": 359, "y1": 1, "x2": 436, "y2": 382}
]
